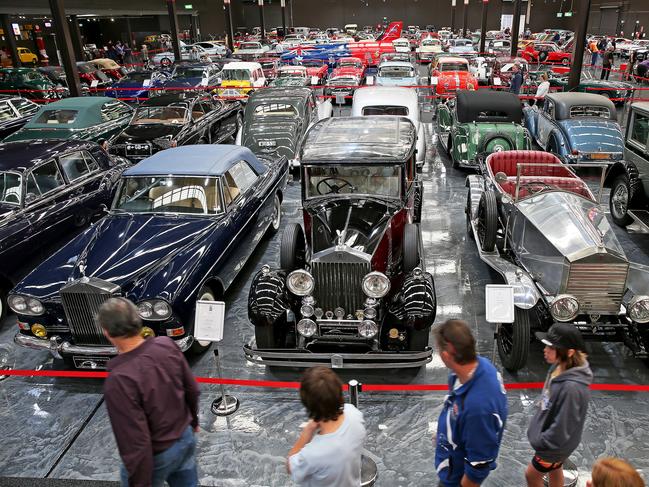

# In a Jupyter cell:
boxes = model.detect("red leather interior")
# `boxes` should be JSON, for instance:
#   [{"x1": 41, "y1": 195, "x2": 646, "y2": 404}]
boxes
[{"x1": 499, "y1": 176, "x2": 593, "y2": 199}]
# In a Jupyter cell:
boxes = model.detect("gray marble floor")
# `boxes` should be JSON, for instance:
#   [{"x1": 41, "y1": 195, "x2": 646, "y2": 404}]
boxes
[{"x1": 1, "y1": 100, "x2": 649, "y2": 486}]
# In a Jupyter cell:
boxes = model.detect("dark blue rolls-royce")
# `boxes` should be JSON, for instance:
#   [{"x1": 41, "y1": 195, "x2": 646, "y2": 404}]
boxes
[{"x1": 11, "y1": 145, "x2": 288, "y2": 368}]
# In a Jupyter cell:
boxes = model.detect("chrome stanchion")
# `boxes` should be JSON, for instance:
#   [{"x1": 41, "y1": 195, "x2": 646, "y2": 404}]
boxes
[
  {"x1": 348, "y1": 379, "x2": 378, "y2": 487},
  {"x1": 211, "y1": 348, "x2": 239, "y2": 416}
]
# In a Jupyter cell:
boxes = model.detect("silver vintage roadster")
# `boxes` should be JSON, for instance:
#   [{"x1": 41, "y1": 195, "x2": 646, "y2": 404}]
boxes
[{"x1": 466, "y1": 150, "x2": 649, "y2": 371}]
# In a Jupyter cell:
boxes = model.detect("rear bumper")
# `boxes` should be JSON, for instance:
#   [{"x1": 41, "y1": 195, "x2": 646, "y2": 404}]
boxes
[{"x1": 243, "y1": 343, "x2": 433, "y2": 368}]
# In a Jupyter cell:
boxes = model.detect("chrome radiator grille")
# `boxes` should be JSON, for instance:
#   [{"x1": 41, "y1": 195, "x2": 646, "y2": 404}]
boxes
[
  {"x1": 565, "y1": 262, "x2": 628, "y2": 314},
  {"x1": 311, "y1": 261, "x2": 370, "y2": 314},
  {"x1": 60, "y1": 278, "x2": 120, "y2": 346}
]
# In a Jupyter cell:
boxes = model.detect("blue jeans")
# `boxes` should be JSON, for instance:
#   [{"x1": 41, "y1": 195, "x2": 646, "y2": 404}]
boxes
[{"x1": 120, "y1": 425, "x2": 198, "y2": 487}]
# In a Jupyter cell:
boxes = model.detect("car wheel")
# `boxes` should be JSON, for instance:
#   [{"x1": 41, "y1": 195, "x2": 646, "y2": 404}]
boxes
[
  {"x1": 609, "y1": 174, "x2": 634, "y2": 227},
  {"x1": 478, "y1": 132, "x2": 515, "y2": 155},
  {"x1": 407, "y1": 327, "x2": 430, "y2": 351},
  {"x1": 465, "y1": 190, "x2": 475, "y2": 240},
  {"x1": 403, "y1": 223, "x2": 420, "y2": 273},
  {"x1": 477, "y1": 190, "x2": 498, "y2": 252},
  {"x1": 497, "y1": 307, "x2": 531, "y2": 372},
  {"x1": 190, "y1": 286, "x2": 216, "y2": 354},
  {"x1": 161, "y1": 57, "x2": 172, "y2": 67},
  {"x1": 266, "y1": 193, "x2": 282, "y2": 237},
  {"x1": 561, "y1": 57, "x2": 570, "y2": 66},
  {"x1": 279, "y1": 223, "x2": 306, "y2": 272}
]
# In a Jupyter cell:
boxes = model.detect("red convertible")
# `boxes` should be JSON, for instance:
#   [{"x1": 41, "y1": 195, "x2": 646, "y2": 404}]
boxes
[
  {"x1": 300, "y1": 59, "x2": 329, "y2": 85},
  {"x1": 518, "y1": 42, "x2": 572, "y2": 66},
  {"x1": 332, "y1": 57, "x2": 367, "y2": 79},
  {"x1": 429, "y1": 56, "x2": 479, "y2": 98}
]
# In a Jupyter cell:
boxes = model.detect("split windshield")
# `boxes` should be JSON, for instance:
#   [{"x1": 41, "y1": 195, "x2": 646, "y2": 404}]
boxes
[
  {"x1": 305, "y1": 165, "x2": 401, "y2": 199},
  {"x1": 133, "y1": 106, "x2": 188, "y2": 125},
  {"x1": 439, "y1": 62, "x2": 468, "y2": 72}
]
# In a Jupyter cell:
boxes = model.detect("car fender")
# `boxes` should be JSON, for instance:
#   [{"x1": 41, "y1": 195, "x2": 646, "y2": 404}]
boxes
[
  {"x1": 522, "y1": 105, "x2": 539, "y2": 138},
  {"x1": 416, "y1": 122, "x2": 426, "y2": 165},
  {"x1": 549, "y1": 128, "x2": 569, "y2": 157},
  {"x1": 317, "y1": 98, "x2": 333, "y2": 120}
]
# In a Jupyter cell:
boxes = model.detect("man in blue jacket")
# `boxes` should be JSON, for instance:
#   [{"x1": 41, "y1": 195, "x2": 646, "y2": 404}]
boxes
[{"x1": 434, "y1": 320, "x2": 509, "y2": 486}]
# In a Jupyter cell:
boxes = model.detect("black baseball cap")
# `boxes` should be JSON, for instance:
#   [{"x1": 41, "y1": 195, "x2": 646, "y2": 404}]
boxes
[{"x1": 535, "y1": 323, "x2": 586, "y2": 351}]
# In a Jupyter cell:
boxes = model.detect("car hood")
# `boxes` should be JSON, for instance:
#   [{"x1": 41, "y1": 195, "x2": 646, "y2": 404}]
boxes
[
  {"x1": 243, "y1": 117, "x2": 301, "y2": 159},
  {"x1": 4, "y1": 127, "x2": 75, "y2": 142},
  {"x1": 375, "y1": 76, "x2": 418, "y2": 86},
  {"x1": 582, "y1": 79, "x2": 633, "y2": 90},
  {"x1": 558, "y1": 119, "x2": 624, "y2": 154},
  {"x1": 115, "y1": 124, "x2": 182, "y2": 143},
  {"x1": 220, "y1": 80, "x2": 252, "y2": 88},
  {"x1": 332, "y1": 67, "x2": 363, "y2": 77},
  {"x1": 164, "y1": 77, "x2": 203, "y2": 88}
]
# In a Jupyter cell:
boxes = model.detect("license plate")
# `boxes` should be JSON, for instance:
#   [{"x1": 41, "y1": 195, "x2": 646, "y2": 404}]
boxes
[
  {"x1": 259, "y1": 140, "x2": 276, "y2": 147},
  {"x1": 223, "y1": 89, "x2": 239, "y2": 97},
  {"x1": 127, "y1": 144, "x2": 149, "y2": 151},
  {"x1": 73, "y1": 356, "x2": 111, "y2": 369},
  {"x1": 589, "y1": 153, "x2": 610, "y2": 160}
]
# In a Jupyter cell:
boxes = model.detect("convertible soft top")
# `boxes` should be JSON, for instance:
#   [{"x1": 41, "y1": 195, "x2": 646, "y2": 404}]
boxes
[
  {"x1": 546, "y1": 92, "x2": 617, "y2": 121},
  {"x1": 456, "y1": 90, "x2": 522, "y2": 124}
]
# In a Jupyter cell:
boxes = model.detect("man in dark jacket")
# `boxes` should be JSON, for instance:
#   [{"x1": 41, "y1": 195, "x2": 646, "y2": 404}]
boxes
[
  {"x1": 509, "y1": 63, "x2": 523, "y2": 95},
  {"x1": 601, "y1": 46, "x2": 615, "y2": 80},
  {"x1": 434, "y1": 320, "x2": 508, "y2": 487}
]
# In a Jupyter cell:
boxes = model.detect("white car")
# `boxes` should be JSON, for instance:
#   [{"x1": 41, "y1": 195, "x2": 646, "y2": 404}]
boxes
[
  {"x1": 351, "y1": 86, "x2": 426, "y2": 169},
  {"x1": 416, "y1": 37, "x2": 443, "y2": 62},
  {"x1": 438, "y1": 30, "x2": 453, "y2": 41},
  {"x1": 448, "y1": 38, "x2": 475, "y2": 54},
  {"x1": 234, "y1": 41, "x2": 270, "y2": 60},
  {"x1": 151, "y1": 44, "x2": 210, "y2": 67},
  {"x1": 278, "y1": 34, "x2": 306, "y2": 50},
  {"x1": 392, "y1": 38, "x2": 412, "y2": 53},
  {"x1": 192, "y1": 41, "x2": 227, "y2": 57}
]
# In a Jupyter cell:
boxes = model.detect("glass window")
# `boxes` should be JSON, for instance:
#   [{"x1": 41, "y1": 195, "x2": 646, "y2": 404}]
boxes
[
  {"x1": 101, "y1": 100, "x2": 131, "y2": 122},
  {"x1": 34, "y1": 109, "x2": 78, "y2": 125},
  {"x1": 439, "y1": 62, "x2": 468, "y2": 72},
  {"x1": 222, "y1": 69, "x2": 251, "y2": 81},
  {"x1": 630, "y1": 112, "x2": 649, "y2": 148},
  {"x1": 569, "y1": 105, "x2": 610, "y2": 119},
  {"x1": 26, "y1": 160, "x2": 64, "y2": 198},
  {"x1": 225, "y1": 161, "x2": 257, "y2": 198},
  {"x1": 133, "y1": 106, "x2": 188, "y2": 125},
  {"x1": 362, "y1": 105, "x2": 409, "y2": 116},
  {"x1": 0, "y1": 101, "x2": 15, "y2": 121},
  {"x1": 253, "y1": 103, "x2": 298, "y2": 117},
  {"x1": 305, "y1": 165, "x2": 401, "y2": 199},
  {"x1": 378, "y1": 66, "x2": 415, "y2": 78},
  {"x1": 191, "y1": 102, "x2": 206, "y2": 120},
  {"x1": 0, "y1": 171, "x2": 22, "y2": 205},
  {"x1": 11, "y1": 98, "x2": 39, "y2": 116},
  {"x1": 60, "y1": 151, "x2": 94, "y2": 181}
]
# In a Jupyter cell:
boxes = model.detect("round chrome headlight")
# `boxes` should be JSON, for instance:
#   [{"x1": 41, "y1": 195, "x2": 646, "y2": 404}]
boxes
[
  {"x1": 297, "y1": 318, "x2": 317, "y2": 337},
  {"x1": 629, "y1": 295, "x2": 649, "y2": 323},
  {"x1": 286, "y1": 270, "x2": 315, "y2": 296},
  {"x1": 362, "y1": 272, "x2": 390, "y2": 298},
  {"x1": 137, "y1": 300, "x2": 172, "y2": 321},
  {"x1": 550, "y1": 295, "x2": 579, "y2": 322},
  {"x1": 8, "y1": 295, "x2": 27, "y2": 313},
  {"x1": 358, "y1": 320, "x2": 378, "y2": 338},
  {"x1": 8, "y1": 295, "x2": 45, "y2": 316}
]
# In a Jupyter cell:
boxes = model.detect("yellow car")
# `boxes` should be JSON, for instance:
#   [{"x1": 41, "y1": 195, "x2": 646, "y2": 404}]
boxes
[
  {"x1": 18, "y1": 47, "x2": 38, "y2": 65},
  {"x1": 144, "y1": 35, "x2": 158, "y2": 45}
]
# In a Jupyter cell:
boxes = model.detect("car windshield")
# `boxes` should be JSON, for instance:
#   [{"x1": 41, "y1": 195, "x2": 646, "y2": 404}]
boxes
[
  {"x1": 378, "y1": 66, "x2": 415, "y2": 77},
  {"x1": 278, "y1": 69, "x2": 305, "y2": 78},
  {"x1": 253, "y1": 103, "x2": 298, "y2": 117},
  {"x1": 240, "y1": 42, "x2": 261, "y2": 50},
  {"x1": 222, "y1": 69, "x2": 251, "y2": 81},
  {"x1": 126, "y1": 72, "x2": 154, "y2": 82},
  {"x1": 115, "y1": 176, "x2": 222, "y2": 214},
  {"x1": 305, "y1": 165, "x2": 401, "y2": 199},
  {"x1": 0, "y1": 102, "x2": 15, "y2": 121},
  {"x1": 439, "y1": 62, "x2": 468, "y2": 71},
  {"x1": 260, "y1": 61, "x2": 275, "y2": 69},
  {"x1": 133, "y1": 106, "x2": 187, "y2": 124},
  {"x1": 33, "y1": 109, "x2": 79, "y2": 125},
  {"x1": 0, "y1": 171, "x2": 22, "y2": 205},
  {"x1": 173, "y1": 67, "x2": 206, "y2": 78},
  {"x1": 361, "y1": 105, "x2": 409, "y2": 116},
  {"x1": 339, "y1": 60, "x2": 361, "y2": 68}
]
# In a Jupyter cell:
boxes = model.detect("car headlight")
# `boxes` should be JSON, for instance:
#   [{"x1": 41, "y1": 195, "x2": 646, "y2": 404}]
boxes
[
  {"x1": 8, "y1": 295, "x2": 45, "y2": 316},
  {"x1": 550, "y1": 294, "x2": 579, "y2": 322},
  {"x1": 297, "y1": 318, "x2": 317, "y2": 337},
  {"x1": 137, "y1": 300, "x2": 172, "y2": 320},
  {"x1": 286, "y1": 270, "x2": 315, "y2": 296},
  {"x1": 358, "y1": 320, "x2": 378, "y2": 338},
  {"x1": 362, "y1": 271, "x2": 390, "y2": 298},
  {"x1": 629, "y1": 295, "x2": 649, "y2": 323}
]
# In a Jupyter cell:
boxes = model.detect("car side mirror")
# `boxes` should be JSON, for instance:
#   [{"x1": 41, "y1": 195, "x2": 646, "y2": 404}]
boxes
[
  {"x1": 25, "y1": 193, "x2": 38, "y2": 204},
  {"x1": 99, "y1": 203, "x2": 109, "y2": 214}
]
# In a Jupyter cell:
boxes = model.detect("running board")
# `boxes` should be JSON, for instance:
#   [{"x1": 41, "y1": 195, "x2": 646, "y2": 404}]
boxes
[{"x1": 629, "y1": 210, "x2": 649, "y2": 233}]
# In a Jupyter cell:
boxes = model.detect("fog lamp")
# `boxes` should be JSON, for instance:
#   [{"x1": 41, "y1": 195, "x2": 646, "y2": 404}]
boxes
[
  {"x1": 629, "y1": 295, "x2": 649, "y2": 323},
  {"x1": 301, "y1": 304, "x2": 315, "y2": 317},
  {"x1": 358, "y1": 320, "x2": 378, "y2": 338},
  {"x1": 364, "y1": 307, "x2": 377, "y2": 319},
  {"x1": 31, "y1": 323, "x2": 47, "y2": 338},
  {"x1": 141, "y1": 326, "x2": 155, "y2": 338},
  {"x1": 297, "y1": 319, "x2": 317, "y2": 337},
  {"x1": 550, "y1": 295, "x2": 579, "y2": 322}
]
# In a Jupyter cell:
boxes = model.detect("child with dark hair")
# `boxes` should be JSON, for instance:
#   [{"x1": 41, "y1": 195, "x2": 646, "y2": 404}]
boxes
[{"x1": 287, "y1": 366, "x2": 366, "y2": 486}]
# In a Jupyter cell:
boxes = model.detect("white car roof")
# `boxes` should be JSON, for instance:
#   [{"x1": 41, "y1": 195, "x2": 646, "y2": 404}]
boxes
[
  {"x1": 223, "y1": 62, "x2": 263, "y2": 70},
  {"x1": 351, "y1": 86, "x2": 420, "y2": 123}
]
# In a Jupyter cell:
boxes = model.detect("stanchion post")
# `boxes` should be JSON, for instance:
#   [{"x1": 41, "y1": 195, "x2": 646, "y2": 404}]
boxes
[
  {"x1": 211, "y1": 348, "x2": 239, "y2": 416},
  {"x1": 451, "y1": 0, "x2": 457, "y2": 34},
  {"x1": 462, "y1": 0, "x2": 469, "y2": 38},
  {"x1": 479, "y1": 0, "x2": 488, "y2": 55},
  {"x1": 348, "y1": 379, "x2": 362, "y2": 407},
  {"x1": 348, "y1": 379, "x2": 378, "y2": 487}
]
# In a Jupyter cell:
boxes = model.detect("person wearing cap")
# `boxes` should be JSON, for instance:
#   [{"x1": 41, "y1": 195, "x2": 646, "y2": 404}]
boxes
[{"x1": 525, "y1": 323, "x2": 593, "y2": 487}]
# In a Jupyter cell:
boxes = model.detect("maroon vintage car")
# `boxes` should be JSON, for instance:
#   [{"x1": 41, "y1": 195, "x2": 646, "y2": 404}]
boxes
[
  {"x1": 89, "y1": 58, "x2": 128, "y2": 82},
  {"x1": 258, "y1": 57, "x2": 279, "y2": 81},
  {"x1": 244, "y1": 116, "x2": 436, "y2": 369}
]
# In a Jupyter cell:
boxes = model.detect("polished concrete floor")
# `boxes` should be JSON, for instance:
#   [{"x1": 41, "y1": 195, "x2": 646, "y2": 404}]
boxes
[{"x1": 1, "y1": 103, "x2": 649, "y2": 486}]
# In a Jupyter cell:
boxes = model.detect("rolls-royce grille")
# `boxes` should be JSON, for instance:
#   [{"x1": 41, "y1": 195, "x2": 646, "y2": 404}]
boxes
[
  {"x1": 565, "y1": 262, "x2": 628, "y2": 315},
  {"x1": 60, "y1": 278, "x2": 120, "y2": 346},
  {"x1": 311, "y1": 261, "x2": 370, "y2": 314}
]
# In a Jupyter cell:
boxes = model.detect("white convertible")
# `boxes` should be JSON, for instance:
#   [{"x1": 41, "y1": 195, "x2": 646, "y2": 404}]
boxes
[
  {"x1": 416, "y1": 37, "x2": 443, "y2": 62},
  {"x1": 351, "y1": 86, "x2": 426, "y2": 169}
]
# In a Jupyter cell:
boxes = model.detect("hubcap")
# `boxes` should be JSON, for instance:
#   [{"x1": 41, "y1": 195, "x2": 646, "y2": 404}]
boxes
[
  {"x1": 272, "y1": 197, "x2": 281, "y2": 229},
  {"x1": 612, "y1": 184, "x2": 629, "y2": 218}
]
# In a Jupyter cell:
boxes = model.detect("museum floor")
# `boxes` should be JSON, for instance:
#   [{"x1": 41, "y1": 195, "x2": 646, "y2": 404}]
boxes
[{"x1": 1, "y1": 101, "x2": 649, "y2": 487}]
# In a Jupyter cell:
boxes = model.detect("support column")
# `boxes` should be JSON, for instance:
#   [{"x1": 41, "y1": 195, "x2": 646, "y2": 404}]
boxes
[
  {"x1": 189, "y1": 14, "x2": 197, "y2": 43},
  {"x1": 69, "y1": 14, "x2": 84, "y2": 61},
  {"x1": 167, "y1": 0, "x2": 181, "y2": 62},
  {"x1": 479, "y1": 0, "x2": 488, "y2": 54},
  {"x1": 462, "y1": 0, "x2": 469, "y2": 38},
  {"x1": 1, "y1": 15, "x2": 21, "y2": 67},
  {"x1": 258, "y1": 0, "x2": 265, "y2": 40},
  {"x1": 281, "y1": 0, "x2": 286, "y2": 39},
  {"x1": 126, "y1": 17, "x2": 134, "y2": 48},
  {"x1": 451, "y1": 0, "x2": 456, "y2": 33},
  {"x1": 568, "y1": 0, "x2": 592, "y2": 90},
  {"x1": 223, "y1": 0, "x2": 234, "y2": 52},
  {"x1": 48, "y1": 0, "x2": 81, "y2": 96},
  {"x1": 510, "y1": 0, "x2": 522, "y2": 57}
]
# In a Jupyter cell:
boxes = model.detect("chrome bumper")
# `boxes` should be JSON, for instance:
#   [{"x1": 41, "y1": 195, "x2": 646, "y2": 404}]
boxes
[{"x1": 14, "y1": 333, "x2": 117, "y2": 359}]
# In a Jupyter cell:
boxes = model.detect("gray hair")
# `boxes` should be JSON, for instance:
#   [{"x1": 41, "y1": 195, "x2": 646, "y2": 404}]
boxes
[{"x1": 98, "y1": 297, "x2": 142, "y2": 338}]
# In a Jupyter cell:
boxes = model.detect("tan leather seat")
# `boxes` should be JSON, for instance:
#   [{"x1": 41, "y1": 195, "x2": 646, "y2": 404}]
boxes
[{"x1": 149, "y1": 186, "x2": 171, "y2": 200}]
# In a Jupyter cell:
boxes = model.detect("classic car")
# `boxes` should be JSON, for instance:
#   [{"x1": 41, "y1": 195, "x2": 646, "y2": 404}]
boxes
[
  {"x1": 0, "y1": 139, "x2": 130, "y2": 318},
  {"x1": 447, "y1": 38, "x2": 476, "y2": 54},
  {"x1": 490, "y1": 57, "x2": 529, "y2": 88},
  {"x1": 214, "y1": 61, "x2": 266, "y2": 99},
  {"x1": 244, "y1": 116, "x2": 435, "y2": 368},
  {"x1": 437, "y1": 90, "x2": 530, "y2": 169},
  {"x1": 17, "y1": 47, "x2": 39, "y2": 66},
  {"x1": 37, "y1": 66, "x2": 71, "y2": 96},
  {"x1": 523, "y1": 93, "x2": 623, "y2": 164},
  {"x1": 156, "y1": 62, "x2": 221, "y2": 95},
  {"x1": 415, "y1": 37, "x2": 443, "y2": 62},
  {"x1": 373, "y1": 60, "x2": 421, "y2": 88},
  {"x1": 486, "y1": 39, "x2": 512, "y2": 55},
  {"x1": 323, "y1": 57, "x2": 367, "y2": 102},
  {"x1": 272, "y1": 65, "x2": 311, "y2": 87},
  {"x1": 469, "y1": 56, "x2": 496, "y2": 87},
  {"x1": 466, "y1": 149, "x2": 649, "y2": 371},
  {"x1": 429, "y1": 56, "x2": 479, "y2": 100},
  {"x1": 4, "y1": 97, "x2": 133, "y2": 144},
  {"x1": 151, "y1": 44, "x2": 210, "y2": 67},
  {"x1": 11, "y1": 144, "x2": 288, "y2": 368},
  {"x1": 392, "y1": 38, "x2": 412, "y2": 53},
  {"x1": 518, "y1": 42, "x2": 571, "y2": 65},
  {"x1": 300, "y1": 59, "x2": 330, "y2": 85},
  {"x1": 0, "y1": 68, "x2": 64, "y2": 101},
  {"x1": 542, "y1": 73, "x2": 634, "y2": 106},
  {"x1": 258, "y1": 57, "x2": 279, "y2": 81},
  {"x1": 105, "y1": 70, "x2": 169, "y2": 100},
  {"x1": 240, "y1": 87, "x2": 332, "y2": 170},
  {"x1": 76, "y1": 61, "x2": 112, "y2": 89},
  {"x1": 352, "y1": 86, "x2": 426, "y2": 169},
  {"x1": 191, "y1": 41, "x2": 228, "y2": 57},
  {"x1": 88, "y1": 58, "x2": 128, "y2": 82},
  {"x1": 379, "y1": 52, "x2": 414, "y2": 64},
  {"x1": 109, "y1": 93, "x2": 241, "y2": 161},
  {"x1": 0, "y1": 95, "x2": 39, "y2": 139},
  {"x1": 234, "y1": 41, "x2": 271, "y2": 60}
]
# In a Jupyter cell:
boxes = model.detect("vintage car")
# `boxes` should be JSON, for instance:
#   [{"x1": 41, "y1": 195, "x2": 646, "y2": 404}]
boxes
[
  {"x1": 240, "y1": 87, "x2": 332, "y2": 170},
  {"x1": 466, "y1": 149, "x2": 649, "y2": 371},
  {"x1": 105, "y1": 70, "x2": 169, "y2": 100},
  {"x1": 156, "y1": 62, "x2": 221, "y2": 95},
  {"x1": 244, "y1": 116, "x2": 435, "y2": 368},
  {"x1": 543, "y1": 73, "x2": 634, "y2": 106},
  {"x1": 447, "y1": 38, "x2": 475, "y2": 54},
  {"x1": 0, "y1": 68, "x2": 63, "y2": 101},
  {"x1": 324, "y1": 57, "x2": 367, "y2": 102},
  {"x1": 214, "y1": 61, "x2": 266, "y2": 99},
  {"x1": 392, "y1": 38, "x2": 412, "y2": 53},
  {"x1": 518, "y1": 42, "x2": 571, "y2": 65},
  {"x1": 4, "y1": 97, "x2": 133, "y2": 144},
  {"x1": 437, "y1": 90, "x2": 530, "y2": 169},
  {"x1": 415, "y1": 37, "x2": 443, "y2": 62},
  {"x1": 300, "y1": 59, "x2": 330, "y2": 85},
  {"x1": 0, "y1": 139, "x2": 130, "y2": 318},
  {"x1": 379, "y1": 52, "x2": 414, "y2": 64},
  {"x1": 11, "y1": 144, "x2": 288, "y2": 368},
  {"x1": 76, "y1": 61, "x2": 112, "y2": 89},
  {"x1": 271, "y1": 66, "x2": 312, "y2": 87},
  {"x1": 469, "y1": 56, "x2": 497, "y2": 87},
  {"x1": 192, "y1": 41, "x2": 228, "y2": 57},
  {"x1": 151, "y1": 44, "x2": 210, "y2": 67},
  {"x1": 523, "y1": 93, "x2": 623, "y2": 165},
  {"x1": 258, "y1": 57, "x2": 280, "y2": 81},
  {"x1": 89, "y1": 58, "x2": 128, "y2": 82},
  {"x1": 486, "y1": 39, "x2": 512, "y2": 55},
  {"x1": 234, "y1": 41, "x2": 271, "y2": 60},
  {"x1": 17, "y1": 47, "x2": 39, "y2": 66},
  {"x1": 0, "y1": 95, "x2": 39, "y2": 139},
  {"x1": 429, "y1": 56, "x2": 479, "y2": 100},
  {"x1": 490, "y1": 57, "x2": 529, "y2": 88},
  {"x1": 374, "y1": 60, "x2": 420, "y2": 88},
  {"x1": 109, "y1": 93, "x2": 241, "y2": 161},
  {"x1": 352, "y1": 86, "x2": 426, "y2": 169}
]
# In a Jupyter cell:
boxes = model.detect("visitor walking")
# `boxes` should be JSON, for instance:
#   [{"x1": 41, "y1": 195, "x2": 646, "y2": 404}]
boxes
[
  {"x1": 99, "y1": 298, "x2": 200, "y2": 487},
  {"x1": 601, "y1": 46, "x2": 615, "y2": 80},
  {"x1": 434, "y1": 320, "x2": 508, "y2": 487},
  {"x1": 590, "y1": 40, "x2": 599, "y2": 66},
  {"x1": 525, "y1": 323, "x2": 593, "y2": 487},
  {"x1": 510, "y1": 63, "x2": 523, "y2": 94},
  {"x1": 587, "y1": 458, "x2": 645, "y2": 487}
]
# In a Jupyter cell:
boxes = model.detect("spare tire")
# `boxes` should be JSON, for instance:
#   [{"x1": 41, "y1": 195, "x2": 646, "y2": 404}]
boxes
[
  {"x1": 478, "y1": 132, "x2": 516, "y2": 155},
  {"x1": 280, "y1": 223, "x2": 306, "y2": 272},
  {"x1": 403, "y1": 223, "x2": 420, "y2": 273}
]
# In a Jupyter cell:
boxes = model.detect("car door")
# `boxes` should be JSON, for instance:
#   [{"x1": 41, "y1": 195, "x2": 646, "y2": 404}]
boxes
[
  {"x1": 99, "y1": 100, "x2": 134, "y2": 141},
  {"x1": 58, "y1": 150, "x2": 105, "y2": 217},
  {"x1": 185, "y1": 100, "x2": 206, "y2": 144},
  {"x1": 625, "y1": 108, "x2": 649, "y2": 195},
  {"x1": 536, "y1": 98, "x2": 555, "y2": 148}
]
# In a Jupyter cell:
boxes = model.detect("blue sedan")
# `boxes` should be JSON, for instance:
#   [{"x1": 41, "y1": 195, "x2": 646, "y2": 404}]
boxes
[{"x1": 105, "y1": 70, "x2": 169, "y2": 100}]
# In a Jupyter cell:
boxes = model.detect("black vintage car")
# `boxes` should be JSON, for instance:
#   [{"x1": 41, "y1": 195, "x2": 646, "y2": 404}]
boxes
[
  {"x1": 244, "y1": 116, "x2": 436, "y2": 368},
  {"x1": 109, "y1": 93, "x2": 242, "y2": 161},
  {"x1": 241, "y1": 87, "x2": 332, "y2": 171},
  {"x1": 0, "y1": 140, "x2": 130, "y2": 318},
  {"x1": 0, "y1": 95, "x2": 40, "y2": 139}
]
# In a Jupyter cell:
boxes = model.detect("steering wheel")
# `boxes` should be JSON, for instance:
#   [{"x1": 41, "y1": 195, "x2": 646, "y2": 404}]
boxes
[
  {"x1": 521, "y1": 181, "x2": 553, "y2": 195},
  {"x1": 316, "y1": 177, "x2": 355, "y2": 195},
  {"x1": 4, "y1": 193, "x2": 20, "y2": 204}
]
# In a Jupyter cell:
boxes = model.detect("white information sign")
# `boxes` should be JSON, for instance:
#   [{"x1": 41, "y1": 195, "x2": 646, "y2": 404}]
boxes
[
  {"x1": 335, "y1": 93, "x2": 346, "y2": 105},
  {"x1": 142, "y1": 79, "x2": 152, "y2": 87},
  {"x1": 90, "y1": 79, "x2": 99, "y2": 88},
  {"x1": 194, "y1": 300, "x2": 226, "y2": 342},
  {"x1": 485, "y1": 285, "x2": 515, "y2": 324},
  {"x1": 493, "y1": 77, "x2": 502, "y2": 86}
]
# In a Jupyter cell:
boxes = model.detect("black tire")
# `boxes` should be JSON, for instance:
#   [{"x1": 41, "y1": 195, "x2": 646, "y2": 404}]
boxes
[
  {"x1": 403, "y1": 223, "x2": 420, "y2": 273},
  {"x1": 497, "y1": 307, "x2": 531, "y2": 372},
  {"x1": 465, "y1": 190, "x2": 474, "y2": 240},
  {"x1": 407, "y1": 327, "x2": 430, "y2": 351},
  {"x1": 266, "y1": 193, "x2": 282, "y2": 237},
  {"x1": 190, "y1": 286, "x2": 216, "y2": 354},
  {"x1": 280, "y1": 223, "x2": 306, "y2": 272},
  {"x1": 609, "y1": 174, "x2": 634, "y2": 227},
  {"x1": 477, "y1": 191, "x2": 498, "y2": 252}
]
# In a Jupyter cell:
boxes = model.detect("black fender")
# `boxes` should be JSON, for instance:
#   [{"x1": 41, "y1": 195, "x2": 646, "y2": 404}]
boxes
[
  {"x1": 605, "y1": 160, "x2": 644, "y2": 206},
  {"x1": 248, "y1": 267, "x2": 290, "y2": 327},
  {"x1": 388, "y1": 268, "x2": 436, "y2": 330}
]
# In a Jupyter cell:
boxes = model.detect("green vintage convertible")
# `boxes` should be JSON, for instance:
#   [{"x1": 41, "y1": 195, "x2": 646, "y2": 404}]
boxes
[{"x1": 437, "y1": 90, "x2": 530, "y2": 169}]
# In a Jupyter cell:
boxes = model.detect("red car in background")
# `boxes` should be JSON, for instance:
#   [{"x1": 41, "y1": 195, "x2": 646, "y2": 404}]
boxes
[
  {"x1": 332, "y1": 57, "x2": 367, "y2": 79},
  {"x1": 89, "y1": 58, "x2": 128, "y2": 82},
  {"x1": 259, "y1": 57, "x2": 279, "y2": 81},
  {"x1": 300, "y1": 59, "x2": 329, "y2": 85},
  {"x1": 518, "y1": 42, "x2": 572, "y2": 65},
  {"x1": 429, "y1": 56, "x2": 479, "y2": 98}
]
